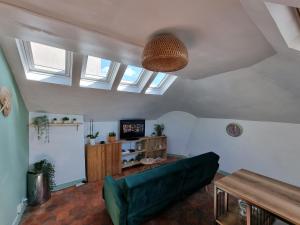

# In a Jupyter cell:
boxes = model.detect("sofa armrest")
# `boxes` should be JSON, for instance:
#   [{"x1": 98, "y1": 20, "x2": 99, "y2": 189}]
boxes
[{"x1": 103, "y1": 176, "x2": 128, "y2": 225}]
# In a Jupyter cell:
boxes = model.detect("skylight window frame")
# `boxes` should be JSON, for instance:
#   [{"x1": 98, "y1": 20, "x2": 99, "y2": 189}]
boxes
[
  {"x1": 146, "y1": 73, "x2": 177, "y2": 95},
  {"x1": 80, "y1": 55, "x2": 121, "y2": 90},
  {"x1": 16, "y1": 39, "x2": 73, "y2": 86},
  {"x1": 117, "y1": 67, "x2": 153, "y2": 93},
  {"x1": 17, "y1": 40, "x2": 72, "y2": 77}
]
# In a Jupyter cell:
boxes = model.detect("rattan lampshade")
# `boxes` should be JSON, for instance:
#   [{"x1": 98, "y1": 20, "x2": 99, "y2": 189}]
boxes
[{"x1": 142, "y1": 34, "x2": 188, "y2": 72}]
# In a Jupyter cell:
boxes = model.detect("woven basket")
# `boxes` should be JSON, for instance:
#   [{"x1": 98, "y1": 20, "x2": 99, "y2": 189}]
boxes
[{"x1": 142, "y1": 34, "x2": 188, "y2": 72}]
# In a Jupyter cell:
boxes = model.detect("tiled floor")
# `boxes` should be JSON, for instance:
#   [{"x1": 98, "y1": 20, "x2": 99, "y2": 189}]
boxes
[{"x1": 21, "y1": 158, "x2": 224, "y2": 225}]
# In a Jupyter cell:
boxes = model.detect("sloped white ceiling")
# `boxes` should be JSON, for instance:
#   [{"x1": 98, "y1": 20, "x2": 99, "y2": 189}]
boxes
[{"x1": 1, "y1": 0, "x2": 300, "y2": 123}]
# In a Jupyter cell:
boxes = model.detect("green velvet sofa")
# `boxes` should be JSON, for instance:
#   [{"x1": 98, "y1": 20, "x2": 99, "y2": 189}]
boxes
[{"x1": 103, "y1": 152, "x2": 219, "y2": 225}]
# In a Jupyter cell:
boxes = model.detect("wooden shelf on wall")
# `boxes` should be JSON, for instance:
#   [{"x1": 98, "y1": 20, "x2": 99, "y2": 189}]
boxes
[{"x1": 29, "y1": 122, "x2": 83, "y2": 130}]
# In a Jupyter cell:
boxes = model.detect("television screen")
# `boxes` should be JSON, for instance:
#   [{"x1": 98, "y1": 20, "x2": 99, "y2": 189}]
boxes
[{"x1": 120, "y1": 119, "x2": 145, "y2": 140}]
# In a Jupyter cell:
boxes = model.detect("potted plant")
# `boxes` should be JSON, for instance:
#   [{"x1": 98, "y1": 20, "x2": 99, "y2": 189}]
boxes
[
  {"x1": 154, "y1": 124, "x2": 165, "y2": 136},
  {"x1": 52, "y1": 118, "x2": 58, "y2": 124},
  {"x1": 32, "y1": 115, "x2": 49, "y2": 142},
  {"x1": 62, "y1": 117, "x2": 70, "y2": 124},
  {"x1": 107, "y1": 132, "x2": 116, "y2": 142},
  {"x1": 72, "y1": 118, "x2": 77, "y2": 123},
  {"x1": 27, "y1": 159, "x2": 55, "y2": 205},
  {"x1": 86, "y1": 131, "x2": 99, "y2": 145}
]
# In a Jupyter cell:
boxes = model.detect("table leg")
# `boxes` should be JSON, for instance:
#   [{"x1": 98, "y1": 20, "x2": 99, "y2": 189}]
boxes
[
  {"x1": 214, "y1": 185, "x2": 218, "y2": 223},
  {"x1": 224, "y1": 192, "x2": 228, "y2": 212},
  {"x1": 246, "y1": 203, "x2": 251, "y2": 225}
]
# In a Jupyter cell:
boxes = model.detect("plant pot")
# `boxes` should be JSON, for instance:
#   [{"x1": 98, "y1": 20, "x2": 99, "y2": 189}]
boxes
[
  {"x1": 27, "y1": 172, "x2": 51, "y2": 206},
  {"x1": 107, "y1": 136, "x2": 116, "y2": 143},
  {"x1": 63, "y1": 120, "x2": 71, "y2": 124},
  {"x1": 156, "y1": 131, "x2": 162, "y2": 136},
  {"x1": 89, "y1": 138, "x2": 96, "y2": 145}
]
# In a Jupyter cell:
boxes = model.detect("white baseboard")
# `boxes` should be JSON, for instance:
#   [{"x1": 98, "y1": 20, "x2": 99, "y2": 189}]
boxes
[{"x1": 12, "y1": 198, "x2": 27, "y2": 225}]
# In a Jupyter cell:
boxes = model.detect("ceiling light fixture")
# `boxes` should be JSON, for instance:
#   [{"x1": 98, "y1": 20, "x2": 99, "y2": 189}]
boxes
[{"x1": 142, "y1": 34, "x2": 188, "y2": 72}]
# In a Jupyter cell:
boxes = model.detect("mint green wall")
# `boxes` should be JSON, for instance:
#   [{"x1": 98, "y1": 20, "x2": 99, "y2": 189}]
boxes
[{"x1": 0, "y1": 48, "x2": 29, "y2": 225}]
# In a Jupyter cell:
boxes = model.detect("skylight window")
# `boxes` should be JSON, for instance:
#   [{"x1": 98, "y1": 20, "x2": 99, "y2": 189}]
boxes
[
  {"x1": 16, "y1": 39, "x2": 73, "y2": 86},
  {"x1": 117, "y1": 66, "x2": 153, "y2": 93},
  {"x1": 150, "y1": 72, "x2": 167, "y2": 88},
  {"x1": 84, "y1": 56, "x2": 112, "y2": 80},
  {"x1": 146, "y1": 73, "x2": 177, "y2": 95},
  {"x1": 30, "y1": 42, "x2": 66, "y2": 74},
  {"x1": 80, "y1": 55, "x2": 121, "y2": 90},
  {"x1": 120, "y1": 66, "x2": 143, "y2": 85}
]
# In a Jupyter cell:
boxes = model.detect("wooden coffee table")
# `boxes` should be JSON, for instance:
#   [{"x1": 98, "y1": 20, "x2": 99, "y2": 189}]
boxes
[{"x1": 214, "y1": 169, "x2": 300, "y2": 225}]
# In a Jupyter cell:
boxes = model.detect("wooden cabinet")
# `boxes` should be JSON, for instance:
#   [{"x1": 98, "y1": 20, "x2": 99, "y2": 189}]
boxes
[{"x1": 85, "y1": 142, "x2": 122, "y2": 182}]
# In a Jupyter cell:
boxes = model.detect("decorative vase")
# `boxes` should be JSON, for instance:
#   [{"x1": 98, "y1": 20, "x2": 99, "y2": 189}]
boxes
[
  {"x1": 89, "y1": 138, "x2": 96, "y2": 145},
  {"x1": 27, "y1": 172, "x2": 51, "y2": 206},
  {"x1": 108, "y1": 136, "x2": 116, "y2": 143}
]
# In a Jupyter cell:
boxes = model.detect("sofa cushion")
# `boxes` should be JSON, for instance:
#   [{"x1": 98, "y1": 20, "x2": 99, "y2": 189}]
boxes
[
  {"x1": 124, "y1": 161, "x2": 186, "y2": 217},
  {"x1": 182, "y1": 152, "x2": 219, "y2": 194}
]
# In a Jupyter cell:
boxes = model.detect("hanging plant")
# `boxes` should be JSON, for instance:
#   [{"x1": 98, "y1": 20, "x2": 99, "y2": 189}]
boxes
[{"x1": 32, "y1": 115, "x2": 50, "y2": 143}]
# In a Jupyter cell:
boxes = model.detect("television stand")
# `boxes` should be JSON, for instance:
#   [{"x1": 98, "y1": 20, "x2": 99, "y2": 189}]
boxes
[
  {"x1": 125, "y1": 137, "x2": 140, "y2": 141},
  {"x1": 121, "y1": 136, "x2": 167, "y2": 169}
]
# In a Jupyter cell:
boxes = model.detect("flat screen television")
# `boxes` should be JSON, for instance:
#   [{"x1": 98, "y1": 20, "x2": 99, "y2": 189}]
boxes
[{"x1": 120, "y1": 119, "x2": 145, "y2": 140}]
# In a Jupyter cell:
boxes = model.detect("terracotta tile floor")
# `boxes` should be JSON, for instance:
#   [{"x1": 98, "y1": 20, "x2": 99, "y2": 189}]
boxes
[{"x1": 21, "y1": 158, "x2": 225, "y2": 225}]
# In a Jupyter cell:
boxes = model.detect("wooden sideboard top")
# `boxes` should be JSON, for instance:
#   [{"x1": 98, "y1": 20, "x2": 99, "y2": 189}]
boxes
[{"x1": 215, "y1": 169, "x2": 300, "y2": 224}]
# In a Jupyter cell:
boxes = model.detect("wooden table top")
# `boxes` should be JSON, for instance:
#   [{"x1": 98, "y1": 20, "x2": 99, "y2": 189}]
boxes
[{"x1": 215, "y1": 169, "x2": 300, "y2": 225}]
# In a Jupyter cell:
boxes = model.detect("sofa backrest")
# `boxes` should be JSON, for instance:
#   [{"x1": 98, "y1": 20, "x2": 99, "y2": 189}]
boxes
[
  {"x1": 123, "y1": 160, "x2": 186, "y2": 217},
  {"x1": 181, "y1": 152, "x2": 219, "y2": 195}
]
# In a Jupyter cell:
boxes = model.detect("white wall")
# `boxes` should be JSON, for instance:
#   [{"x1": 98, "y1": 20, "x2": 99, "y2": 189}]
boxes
[
  {"x1": 188, "y1": 118, "x2": 300, "y2": 186},
  {"x1": 29, "y1": 112, "x2": 85, "y2": 186},
  {"x1": 29, "y1": 110, "x2": 300, "y2": 188},
  {"x1": 157, "y1": 111, "x2": 300, "y2": 187},
  {"x1": 157, "y1": 111, "x2": 197, "y2": 156}
]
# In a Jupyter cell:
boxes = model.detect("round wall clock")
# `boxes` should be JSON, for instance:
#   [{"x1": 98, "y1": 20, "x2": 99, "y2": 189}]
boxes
[
  {"x1": 0, "y1": 87, "x2": 12, "y2": 117},
  {"x1": 226, "y1": 123, "x2": 243, "y2": 137}
]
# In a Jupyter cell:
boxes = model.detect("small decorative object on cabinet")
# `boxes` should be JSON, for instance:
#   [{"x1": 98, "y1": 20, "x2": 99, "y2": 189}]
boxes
[
  {"x1": 86, "y1": 131, "x2": 99, "y2": 145},
  {"x1": 52, "y1": 118, "x2": 58, "y2": 124},
  {"x1": 107, "y1": 132, "x2": 116, "y2": 143},
  {"x1": 226, "y1": 123, "x2": 243, "y2": 137},
  {"x1": 0, "y1": 86, "x2": 12, "y2": 117}
]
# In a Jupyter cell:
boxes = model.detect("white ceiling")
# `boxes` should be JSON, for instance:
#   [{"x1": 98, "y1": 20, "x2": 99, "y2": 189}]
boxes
[
  {"x1": 0, "y1": 0, "x2": 274, "y2": 79},
  {"x1": 1, "y1": 0, "x2": 300, "y2": 123}
]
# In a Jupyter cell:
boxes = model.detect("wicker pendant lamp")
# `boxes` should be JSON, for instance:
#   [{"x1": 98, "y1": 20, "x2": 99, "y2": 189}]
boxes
[{"x1": 142, "y1": 34, "x2": 188, "y2": 72}]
